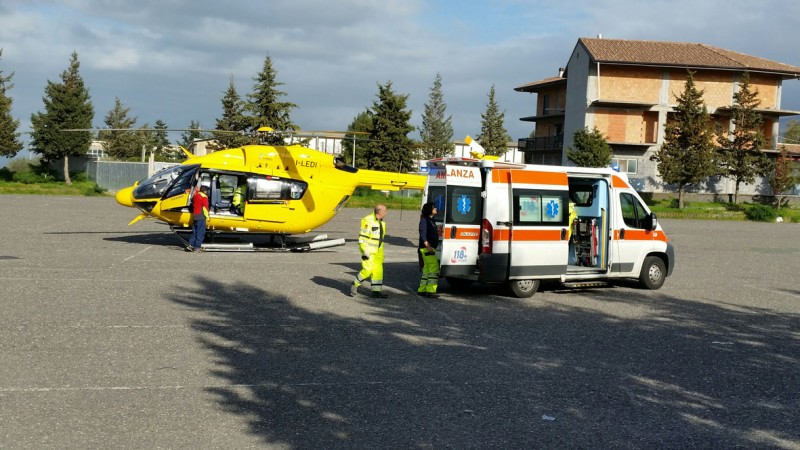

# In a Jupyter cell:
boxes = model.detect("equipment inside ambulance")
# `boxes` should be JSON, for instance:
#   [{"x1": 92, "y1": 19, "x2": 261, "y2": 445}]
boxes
[{"x1": 423, "y1": 153, "x2": 675, "y2": 298}]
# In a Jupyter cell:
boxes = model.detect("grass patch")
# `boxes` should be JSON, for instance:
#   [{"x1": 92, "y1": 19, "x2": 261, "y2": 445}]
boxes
[
  {"x1": 648, "y1": 198, "x2": 800, "y2": 222},
  {"x1": 345, "y1": 187, "x2": 423, "y2": 211},
  {"x1": 0, "y1": 180, "x2": 108, "y2": 196}
]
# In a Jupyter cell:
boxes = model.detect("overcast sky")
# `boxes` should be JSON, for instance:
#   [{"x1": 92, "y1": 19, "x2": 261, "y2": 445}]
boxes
[{"x1": 2, "y1": 0, "x2": 800, "y2": 155}]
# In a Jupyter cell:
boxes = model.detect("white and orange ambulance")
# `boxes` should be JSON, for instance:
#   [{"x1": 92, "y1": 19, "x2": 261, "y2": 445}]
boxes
[{"x1": 424, "y1": 154, "x2": 675, "y2": 298}]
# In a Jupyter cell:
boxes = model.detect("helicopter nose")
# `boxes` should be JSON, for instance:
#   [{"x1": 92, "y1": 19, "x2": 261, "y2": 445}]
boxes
[{"x1": 115, "y1": 186, "x2": 135, "y2": 207}]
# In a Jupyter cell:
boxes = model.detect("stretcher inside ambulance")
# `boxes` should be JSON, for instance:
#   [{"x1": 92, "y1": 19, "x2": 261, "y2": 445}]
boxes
[{"x1": 424, "y1": 157, "x2": 675, "y2": 298}]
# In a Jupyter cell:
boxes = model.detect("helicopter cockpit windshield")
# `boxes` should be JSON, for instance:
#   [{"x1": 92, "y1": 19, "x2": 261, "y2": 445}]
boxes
[{"x1": 133, "y1": 164, "x2": 200, "y2": 200}]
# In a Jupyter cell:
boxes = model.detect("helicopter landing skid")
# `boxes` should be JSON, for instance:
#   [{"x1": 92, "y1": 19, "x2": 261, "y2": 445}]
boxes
[{"x1": 171, "y1": 226, "x2": 345, "y2": 252}]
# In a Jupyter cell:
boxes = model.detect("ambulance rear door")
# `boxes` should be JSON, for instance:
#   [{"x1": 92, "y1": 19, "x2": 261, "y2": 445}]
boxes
[{"x1": 426, "y1": 164, "x2": 483, "y2": 281}]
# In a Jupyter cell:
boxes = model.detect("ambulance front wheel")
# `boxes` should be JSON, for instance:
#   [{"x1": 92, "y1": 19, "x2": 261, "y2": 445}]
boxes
[
  {"x1": 639, "y1": 256, "x2": 666, "y2": 290},
  {"x1": 508, "y1": 279, "x2": 540, "y2": 298}
]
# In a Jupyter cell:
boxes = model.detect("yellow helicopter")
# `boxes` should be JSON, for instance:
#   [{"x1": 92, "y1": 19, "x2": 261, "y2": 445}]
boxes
[{"x1": 114, "y1": 127, "x2": 426, "y2": 251}]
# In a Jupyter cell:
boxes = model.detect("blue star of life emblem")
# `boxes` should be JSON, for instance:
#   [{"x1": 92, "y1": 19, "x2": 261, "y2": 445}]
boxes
[
  {"x1": 546, "y1": 200, "x2": 559, "y2": 218},
  {"x1": 457, "y1": 195, "x2": 471, "y2": 215}
]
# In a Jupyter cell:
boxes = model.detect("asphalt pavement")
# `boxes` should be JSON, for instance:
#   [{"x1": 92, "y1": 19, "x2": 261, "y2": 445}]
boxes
[{"x1": 0, "y1": 195, "x2": 799, "y2": 449}]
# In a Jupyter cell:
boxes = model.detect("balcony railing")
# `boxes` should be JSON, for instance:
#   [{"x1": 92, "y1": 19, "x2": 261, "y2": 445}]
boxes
[{"x1": 518, "y1": 134, "x2": 564, "y2": 152}]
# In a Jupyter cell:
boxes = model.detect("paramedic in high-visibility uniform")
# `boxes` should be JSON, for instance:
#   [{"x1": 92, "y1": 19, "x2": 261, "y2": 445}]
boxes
[
  {"x1": 417, "y1": 201, "x2": 440, "y2": 298},
  {"x1": 351, "y1": 204, "x2": 389, "y2": 298}
]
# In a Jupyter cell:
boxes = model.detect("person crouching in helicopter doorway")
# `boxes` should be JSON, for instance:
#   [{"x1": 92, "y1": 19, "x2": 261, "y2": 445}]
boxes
[
  {"x1": 187, "y1": 185, "x2": 209, "y2": 252},
  {"x1": 417, "y1": 202, "x2": 440, "y2": 298},
  {"x1": 351, "y1": 204, "x2": 389, "y2": 298}
]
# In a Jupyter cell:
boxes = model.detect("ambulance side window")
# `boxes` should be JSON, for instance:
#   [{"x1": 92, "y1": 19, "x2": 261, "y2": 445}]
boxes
[
  {"x1": 514, "y1": 189, "x2": 569, "y2": 225},
  {"x1": 446, "y1": 186, "x2": 481, "y2": 225},
  {"x1": 620, "y1": 192, "x2": 648, "y2": 228}
]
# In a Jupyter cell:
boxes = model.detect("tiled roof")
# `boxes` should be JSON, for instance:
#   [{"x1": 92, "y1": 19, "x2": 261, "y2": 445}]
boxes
[{"x1": 579, "y1": 38, "x2": 800, "y2": 76}]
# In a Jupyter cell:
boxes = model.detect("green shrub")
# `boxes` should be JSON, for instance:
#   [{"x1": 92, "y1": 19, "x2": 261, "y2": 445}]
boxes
[
  {"x1": 83, "y1": 183, "x2": 107, "y2": 196},
  {"x1": 0, "y1": 167, "x2": 12, "y2": 181},
  {"x1": 7, "y1": 158, "x2": 34, "y2": 172},
  {"x1": 12, "y1": 170, "x2": 50, "y2": 184},
  {"x1": 71, "y1": 172, "x2": 90, "y2": 183},
  {"x1": 745, "y1": 204, "x2": 778, "y2": 222}
]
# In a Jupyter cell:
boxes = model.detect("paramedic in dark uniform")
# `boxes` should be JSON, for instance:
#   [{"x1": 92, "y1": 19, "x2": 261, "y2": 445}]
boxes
[
  {"x1": 351, "y1": 204, "x2": 389, "y2": 298},
  {"x1": 416, "y1": 202, "x2": 440, "y2": 298}
]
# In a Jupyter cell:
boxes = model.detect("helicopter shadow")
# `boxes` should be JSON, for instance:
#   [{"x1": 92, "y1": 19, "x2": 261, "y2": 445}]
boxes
[{"x1": 103, "y1": 232, "x2": 182, "y2": 247}]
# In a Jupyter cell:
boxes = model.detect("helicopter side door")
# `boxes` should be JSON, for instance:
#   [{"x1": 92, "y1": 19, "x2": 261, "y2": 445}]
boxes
[
  {"x1": 157, "y1": 166, "x2": 200, "y2": 213},
  {"x1": 244, "y1": 175, "x2": 309, "y2": 230}
]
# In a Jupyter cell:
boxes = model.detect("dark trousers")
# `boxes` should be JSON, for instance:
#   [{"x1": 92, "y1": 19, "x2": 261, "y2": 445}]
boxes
[{"x1": 189, "y1": 218, "x2": 206, "y2": 249}]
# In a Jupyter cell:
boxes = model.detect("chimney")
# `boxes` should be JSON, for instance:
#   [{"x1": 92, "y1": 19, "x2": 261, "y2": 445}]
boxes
[{"x1": 558, "y1": 67, "x2": 565, "y2": 78}]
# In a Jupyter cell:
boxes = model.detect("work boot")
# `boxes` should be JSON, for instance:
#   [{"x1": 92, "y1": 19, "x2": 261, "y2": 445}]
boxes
[
  {"x1": 350, "y1": 284, "x2": 359, "y2": 297},
  {"x1": 371, "y1": 292, "x2": 389, "y2": 299}
]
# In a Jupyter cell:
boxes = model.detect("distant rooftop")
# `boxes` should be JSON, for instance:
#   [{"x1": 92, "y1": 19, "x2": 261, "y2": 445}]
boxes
[{"x1": 578, "y1": 37, "x2": 800, "y2": 76}]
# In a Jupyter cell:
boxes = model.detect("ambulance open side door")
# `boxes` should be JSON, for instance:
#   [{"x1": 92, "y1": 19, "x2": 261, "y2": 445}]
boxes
[
  {"x1": 494, "y1": 169, "x2": 571, "y2": 287},
  {"x1": 428, "y1": 164, "x2": 483, "y2": 282}
]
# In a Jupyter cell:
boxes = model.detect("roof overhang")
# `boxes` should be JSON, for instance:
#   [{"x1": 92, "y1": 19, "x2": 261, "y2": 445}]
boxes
[
  {"x1": 591, "y1": 99, "x2": 658, "y2": 109},
  {"x1": 714, "y1": 106, "x2": 800, "y2": 117},
  {"x1": 518, "y1": 112, "x2": 566, "y2": 122},
  {"x1": 514, "y1": 77, "x2": 567, "y2": 93}
]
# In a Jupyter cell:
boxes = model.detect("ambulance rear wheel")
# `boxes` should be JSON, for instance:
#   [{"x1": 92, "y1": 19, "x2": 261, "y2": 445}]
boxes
[
  {"x1": 639, "y1": 256, "x2": 666, "y2": 290},
  {"x1": 508, "y1": 279, "x2": 540, "y2": 298}
]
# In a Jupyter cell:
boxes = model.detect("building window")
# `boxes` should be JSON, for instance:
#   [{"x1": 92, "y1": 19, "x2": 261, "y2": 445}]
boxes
[{"x1": 611, "y1": 158, "x2": 637, "y2": 175}]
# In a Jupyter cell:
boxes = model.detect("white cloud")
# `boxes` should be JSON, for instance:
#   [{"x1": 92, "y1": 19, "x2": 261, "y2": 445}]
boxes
[{"x1": 1, "y1": 0, "x2": 799, "y2": 142}]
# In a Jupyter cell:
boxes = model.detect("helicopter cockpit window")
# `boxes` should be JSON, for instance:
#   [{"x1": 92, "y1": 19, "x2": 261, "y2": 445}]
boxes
[
  {"x1": 133, "y1": 164, "x2": 199, "y2": 200},
  {"x1": 249, "y1": 176, "x2": 308, "y2": 202}
]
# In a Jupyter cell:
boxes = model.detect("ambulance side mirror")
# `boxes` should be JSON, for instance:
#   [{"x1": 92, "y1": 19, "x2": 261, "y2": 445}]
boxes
[{"x1": 646, "y1": 212, "x2": 658, "y2": 230}]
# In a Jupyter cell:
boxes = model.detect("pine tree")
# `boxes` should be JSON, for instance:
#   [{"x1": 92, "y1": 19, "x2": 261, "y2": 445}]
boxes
[
  {"x1": 567, "y1": 127, "x2": 612, "y2": 167},
  {"x1": 341, "y1": 110, "x2": 372, "y2": 167},
  {"x1": 477, "y1": 85, "x2": 510, "y2": 156},
  {"x1": 245, "y1": 54, "x2": 297, "y2": 145},
  {"x1": 178, "y1": 120, "x2": 206, "y2": 149},
  {"x1": 651, "y1": 71, "x2": 716, "y2": 208},
  {"x1": 98, "y1": 97, "x2": 139, "y2": 160},
  {"x1": 717, "y1": 71, "x2": 773, "y2": 204},
  {"x1": 153, "y1": 120, "x2": 177, "y2": 161},
  {"x1": 365, "y1": 81, "x2": 415, "y2": 172},
  {"x1": 29, "y1": 51, "x2": 94, "y2": 184},
  {"x1": 0, "y1": 50, "x2": 23, "y2": 158},
  {"x1": 214, "y1": 76, "x2": 253, "y2": 149},
  {"x1": 419, "y1": 73, "x2": 453, "y2": 160}
]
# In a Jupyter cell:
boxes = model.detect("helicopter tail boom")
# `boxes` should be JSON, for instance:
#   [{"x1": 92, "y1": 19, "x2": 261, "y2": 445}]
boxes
[{"x1": 354, "y1": 169, "x2": 426, "y2": 192}]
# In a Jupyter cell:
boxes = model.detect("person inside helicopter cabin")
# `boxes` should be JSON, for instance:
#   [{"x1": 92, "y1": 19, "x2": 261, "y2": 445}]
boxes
[{"x1": 231, "y1": 182, "x2": 247, "y2": 215}]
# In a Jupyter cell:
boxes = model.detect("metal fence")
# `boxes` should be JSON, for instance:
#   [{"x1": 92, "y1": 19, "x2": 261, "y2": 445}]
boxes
[{"x1": 87, "y1": 160, "x2": 177, "y2": 192}]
